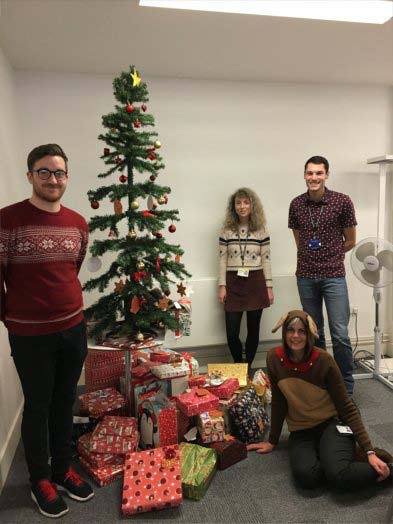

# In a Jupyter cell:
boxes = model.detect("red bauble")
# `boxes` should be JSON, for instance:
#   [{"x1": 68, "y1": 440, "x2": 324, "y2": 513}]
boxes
[
  {"x1": 103, "y1": 147, "x2": 110, "y2": 156},
  {"x1": 133, "y1": 120, "x2": 141, "y2": 128},
  {"x1": 164, "y1": 195, "x2": 168, "y2": 204},
  {"x1": 152, "y1": 204, "x2": 157, "y2": 210},
  {"x1": 148, "y1": 153, "x2": 156, "y2": 160},
  {"x1": 164, "y1": 290, "x2": 171, "y2": 296},
  {"x1": 126, "y1": 104, "x2": 135, "y2": 113},
  {"x1": 150, "y1": 175, "x2": 156, "y2": 181},
  {"x1": 90, "y1": 200, "x2": 99, "y2": 209},
  {"x1": 168, "y1": 225, "x2": 176, "y2": 233},
  {"x1": 115, "y1": 156, "x2": 122, "y2": 164},
  {"x1": 141, "y1": 104, "x2": 147, "y2": 112},
  {"x1": 119, "y1": 175, "x2": 127, "y2": 183},
  {"x1": 154, "y1": 232, "x2": 163, "y2": 239}
]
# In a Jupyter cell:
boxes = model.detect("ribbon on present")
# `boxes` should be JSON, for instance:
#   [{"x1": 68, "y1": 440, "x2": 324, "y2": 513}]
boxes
[
  {"x1": 181, "y1": 352, "x2": 195, "y2": 376},
  {"x1": 178, "y1": 297, "x2": 192, "y2": 312},
  {"x1": 161, "y1": 446, "x2": 177, "y2": 469}
]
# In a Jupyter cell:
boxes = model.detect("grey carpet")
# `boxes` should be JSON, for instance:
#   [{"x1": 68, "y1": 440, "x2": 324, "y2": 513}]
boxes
[{"x1": 1, "y1": 377, "x2": 392, "y2": 524}]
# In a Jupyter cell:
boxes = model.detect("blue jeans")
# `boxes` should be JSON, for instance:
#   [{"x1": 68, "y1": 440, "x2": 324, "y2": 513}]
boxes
[{"x1": 297, "y1": 277, "x2": 354, "y2": 395}]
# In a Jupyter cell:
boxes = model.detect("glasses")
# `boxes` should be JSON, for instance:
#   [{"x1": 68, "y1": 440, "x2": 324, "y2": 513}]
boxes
[{"x1": 32, "y1": 168, "x2": 68, "y2": 180}]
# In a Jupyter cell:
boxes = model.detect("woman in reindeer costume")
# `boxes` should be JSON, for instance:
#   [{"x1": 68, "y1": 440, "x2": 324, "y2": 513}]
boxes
[{"x1": 248, "y1": 310, "x2": 392, "y2": 491}]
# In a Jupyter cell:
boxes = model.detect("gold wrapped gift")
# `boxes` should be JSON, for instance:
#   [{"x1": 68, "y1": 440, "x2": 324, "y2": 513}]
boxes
[{"x1": 207, "y1": 363, "x2": 248, "y2": 387}]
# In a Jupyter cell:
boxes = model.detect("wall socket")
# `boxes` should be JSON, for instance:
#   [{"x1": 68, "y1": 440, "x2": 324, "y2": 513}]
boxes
[{"x1": 350, "y1": 305, "x2": 358, "y2": 315}]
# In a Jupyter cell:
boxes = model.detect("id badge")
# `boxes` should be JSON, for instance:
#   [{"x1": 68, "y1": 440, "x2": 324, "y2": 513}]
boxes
[
  {"x1": 308, "y1": 238, "x2": 321, "y2": 250},
  {"x1": 336, "y1": 424, "x2": 353, "y2": 435},
  {"x1": 237, "y1": 267, "x2": 249, "y2": 277}
]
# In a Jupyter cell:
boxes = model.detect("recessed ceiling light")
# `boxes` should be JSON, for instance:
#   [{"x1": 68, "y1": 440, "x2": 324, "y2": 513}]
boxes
[{"x1": 139, "y1": 0, "x2": 393, "y2": 25}]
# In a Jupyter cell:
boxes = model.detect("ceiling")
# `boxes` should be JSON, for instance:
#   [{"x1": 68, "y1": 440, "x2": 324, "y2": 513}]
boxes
[{"x1": 0, "y1": 0, "x2": 392, "y2": 85}]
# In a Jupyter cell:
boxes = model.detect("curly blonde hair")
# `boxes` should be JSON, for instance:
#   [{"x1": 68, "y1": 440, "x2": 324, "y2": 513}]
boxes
[{"x1": 223, "y1": 187, "x2": 267, "y2": 232}]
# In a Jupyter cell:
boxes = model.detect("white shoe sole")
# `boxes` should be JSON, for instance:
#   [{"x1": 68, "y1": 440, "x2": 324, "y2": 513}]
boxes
[
  {"x1": 31, "y1": 492, "x2": 69, "y2": 519},
  {"x1": 55, "y1": 484, "x2": 95, "y2": 502}
]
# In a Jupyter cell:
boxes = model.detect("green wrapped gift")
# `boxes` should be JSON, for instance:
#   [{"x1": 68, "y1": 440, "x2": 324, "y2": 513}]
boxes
[{"x1": 179, "y1": 442, "x2": 217, "y2": 500}]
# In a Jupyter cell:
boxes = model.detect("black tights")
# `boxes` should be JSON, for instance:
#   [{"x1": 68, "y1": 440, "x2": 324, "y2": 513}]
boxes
[{"x1": 225, "y1": 309, "x2": 263, "y2": 366}]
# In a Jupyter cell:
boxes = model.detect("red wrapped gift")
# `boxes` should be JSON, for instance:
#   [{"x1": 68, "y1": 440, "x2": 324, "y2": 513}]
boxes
[
  {"x1": 88, "y1": 432, "x2": 139, "y2": 455},
  {"x1": 205, "y1": 378, "x2": 240, "y2": 399},
  {"x1": 188, "y1": 375, "x2": 209, "y2": 388},
  {"x1": 77, "y1": 433, "x2": 124, "y2": 468},
  {"x1": 137, "y1": 391, "x2": 177, "y2": 449},
  {"x1": 79, "y1": 456, "x2": 124, "y2": 486},
  {"x1": 175, "y1": 405, "x2": 191, "y2": 442},
  {"x1": 79, "y1": 388, "x2": 126, "y2": 418},
  {"x1": 122, "y1": 445, "x2": 182, "y2": 515},
  {"x1": 207, "y1": 436, "x2": 247, "y2": 470},
  {"x1": 175, "y1": 388, "x2": 220, "y2": 417},
  {"x1": 84, "y1": 350, "x2": 126, "y2": 392},
  {"x1": 150, "y1": 350, "x2": 182, "y2": 364},
  {"x1": 197, "y1": 411, "x2": 225, "y2": 444},
  {"x1": 93, "y1": 416, "x2": 137, "y2": 438}
]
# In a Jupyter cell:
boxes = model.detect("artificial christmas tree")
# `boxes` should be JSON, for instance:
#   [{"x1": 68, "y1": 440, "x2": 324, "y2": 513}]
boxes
[{"x1": 84, "y1": 66, "x2": 190, "y2": 341}]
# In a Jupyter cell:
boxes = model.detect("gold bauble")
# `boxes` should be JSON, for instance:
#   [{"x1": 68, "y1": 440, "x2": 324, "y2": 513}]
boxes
[
  {"x1": 136, "y1": 260, "x2": 145, "y2": 270},
  {"x1": 157, "y1": 195, "x2": 166, "y2": 205},
  {"x1": 154, "y1": 140, "x2": 161, "y2": 149},
  {"x1": 164, "y1": 257, "x2": 172, "y2": 264},
  {"x1": 128, "y1": 230, "x2": 137, "y2": 239},
  {"x1": 130, "y1": 200, "x2": 139, "y2": 210},
  {"x1": 135, "y1": 332, "x2": 144, "y2": 342}
]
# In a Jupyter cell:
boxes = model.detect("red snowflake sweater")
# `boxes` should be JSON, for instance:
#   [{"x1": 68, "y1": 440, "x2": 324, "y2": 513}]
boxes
[{"x1": 0, "y1": 199, "x2": 88, "y2": 335}]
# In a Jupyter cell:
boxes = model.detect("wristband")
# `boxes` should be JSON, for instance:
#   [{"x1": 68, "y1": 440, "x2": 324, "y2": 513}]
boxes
[{"x1": 366, "y1": 450, "x2": 376, "y2": 456}]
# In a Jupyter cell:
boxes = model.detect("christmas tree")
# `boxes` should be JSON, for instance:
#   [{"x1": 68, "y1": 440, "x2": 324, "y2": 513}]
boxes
[{"x1": 84, "y1": 65, "x2": 191, "y2": 341}]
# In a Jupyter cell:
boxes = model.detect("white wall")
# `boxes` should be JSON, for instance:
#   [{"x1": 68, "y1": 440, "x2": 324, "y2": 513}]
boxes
[
  {"x1": 14, "y1": 71, "x2": 393, "y2": 351},
  {"x1": 0, "y1": 47, "x2": 25, "y2": 492}
]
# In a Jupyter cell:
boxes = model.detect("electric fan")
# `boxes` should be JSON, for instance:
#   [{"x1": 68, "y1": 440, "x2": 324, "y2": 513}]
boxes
[{"x1": 350, "y1": 237, "x2": 393, "y2": 377}]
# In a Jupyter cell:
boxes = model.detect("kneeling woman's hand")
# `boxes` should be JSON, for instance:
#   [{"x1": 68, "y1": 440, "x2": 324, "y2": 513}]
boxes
[
  {"x1": 247, "y1": 442, "x2": 275, "y2": 454},
  {"x1": 368, "y1": 453, "x2": 390, "y2": 482}
]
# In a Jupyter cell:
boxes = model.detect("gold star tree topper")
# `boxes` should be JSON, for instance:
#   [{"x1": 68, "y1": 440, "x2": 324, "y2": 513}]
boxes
[{"x1": 130, "y1": 68, "x2": 141, "y2": 87}]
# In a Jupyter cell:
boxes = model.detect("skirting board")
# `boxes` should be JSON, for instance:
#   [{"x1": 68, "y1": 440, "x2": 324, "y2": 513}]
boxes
[{"x1": 0, "y1": 399, "x2": 23, "y2": 494}]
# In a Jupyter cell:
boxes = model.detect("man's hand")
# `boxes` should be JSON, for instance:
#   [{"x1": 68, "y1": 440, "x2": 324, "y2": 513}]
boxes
[
  {"x1": 247, "y1": 442, "x2": 275, "y2": 454},
  {"x1": 218, "y1": 285, "x2": 227, "y2": 304}
]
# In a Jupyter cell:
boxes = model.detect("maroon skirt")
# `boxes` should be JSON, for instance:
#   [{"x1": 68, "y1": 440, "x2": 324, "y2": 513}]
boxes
[{"x1": 225, "y1": 270, "x2": 270, "y2": 312}]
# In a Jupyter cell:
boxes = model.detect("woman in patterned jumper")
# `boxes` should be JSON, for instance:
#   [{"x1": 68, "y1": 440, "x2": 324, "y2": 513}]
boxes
[
  {"x1": 247, "y1": 310, "x2": 392, "y2": 491},
  {"x1": 218, "y1": 187, "x2": 274, "y2": 369}
]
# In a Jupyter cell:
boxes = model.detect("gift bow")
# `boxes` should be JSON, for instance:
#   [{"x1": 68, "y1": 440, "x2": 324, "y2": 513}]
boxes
[{"x1": 181, "y1": 352, "x2": 195, "y2": 376}]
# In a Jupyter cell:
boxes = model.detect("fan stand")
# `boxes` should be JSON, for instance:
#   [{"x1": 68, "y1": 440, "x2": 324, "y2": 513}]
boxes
[{"x1": 354, "y1": 155, "x2": 393, "y2": 391}]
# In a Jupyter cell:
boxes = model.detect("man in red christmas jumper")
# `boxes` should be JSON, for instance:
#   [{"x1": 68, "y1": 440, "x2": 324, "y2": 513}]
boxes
[{"x1": 0, "y1": 144, "x2": 94, "y2": 518}]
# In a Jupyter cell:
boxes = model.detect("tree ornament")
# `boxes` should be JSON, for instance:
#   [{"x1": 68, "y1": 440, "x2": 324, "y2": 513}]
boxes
[
  {"x1": 126, "y1": 104, "x2": 135, "y2": 113},
  {"x1": 155, "y1": 256, "x2": 161, "y2": 272},
  {"x1": 135, "y1": 332, "x2": 144, "y2": 342},
  {"x1": 147, "y1": 147, "x2": 155, "y2": 153},
  {"x1": 168, "y1": 224, "x2": 176, "y2": 233},
  {"x1": 130, "y1": 296, "x2": 140, "y2": 314},
  {"x1": 177, "y1": 282, "x2": 187, "y2": 297},
  {"x1": 150, "y1": 175, "x2": 156, "y2": 182},
  {"x1": 133, "y1": 120, "x2": 141, "y2": 128},
  {"x1": 139, "y1": 297, "x2": 147, "y2": 307},
  {"x1": 158, "y1": 321, "x2": 164, "y2": 329},
  {"x1": 157, "y1": 195, "x2": 166, "y2": 205},
  {"x1": 164, "y1": 256, "x2": 172, "y2": 263},
  {"x1": 141, "y1": 210, "x2": 156, "y2": 218},
  {"x1": 154, "y1": 231, "x2": 163, "y2": 239},
  {"x1": 175, "y1": 254, "x2": 181, "y2": 263},
  {"x1": 131, "y1": 200, "x2": 139, "y2": 210},
  {"x1": 154, "y1": 140, "x2": 161, "y2": 149},
  {"x1": 164, "y1": 195, "x2": 168, "y2": 204},
  {"x1": 114, "y1": 199, "x2": 123, "y2": 215},
  {"x1": 119, "y1": 174, "x2": 127, "y2": 183},
  {"x1": 103, "y1": 148, "x2": 110, "y2": 156},
  {"x1": 148, "y1": 153, "x2": 156, "y2": 160},
  {"x1": 147, "y1": 195, "x2": 154, "y2": 211},
  {"x1": 114, "y1": 280, "x2": 125, "y2": 294},
  {"x1": 164, "y1": 289, "x2": 171, "y2": 296},
  {"x1": 108, "y1": 230, "x2": 117, "y2": 238},
  {"x1": 131, "y1": 68, "x2": 141, "y2": 87},
  {"x1": 111, "y1": 128, "x2": 117, "y2": 134},
  {"x1": 128, "y1": 230, "x2": 137, "y2": 240},
  {"x1": 157, "y1": 297, "x2": 170, "y2": 311},
  {"x1": 90, "y1": 200, "x2": 99, "y2": 209},
  {"x1": 115, "y1": 156, "x2": 122, "y2": 164},
  {"x1": 141, "y1": 103, "x2": 147, "y2": 112},
  {"x1": 86, "y1": 256, "x2": 102, "y2": 273},
  {"x1": 136, "y1": 260, "x2": 145, "y2": 270}
]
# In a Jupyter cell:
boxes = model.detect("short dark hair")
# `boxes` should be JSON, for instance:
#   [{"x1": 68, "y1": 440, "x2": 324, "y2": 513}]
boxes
[
  {"x1": 27, "y1": 144, "x2": 68, "y2": 172},
  {"x1": 304, "y1": 155, "x2": 329, "y2": 173}
]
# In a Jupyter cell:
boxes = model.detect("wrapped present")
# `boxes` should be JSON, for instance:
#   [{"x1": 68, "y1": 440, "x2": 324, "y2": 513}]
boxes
[
  {"x1": 218, "y1": 394, "x2": 239, "y2": 434},
  {"x1": 79, "y1": 455, "x2": 124, "y2": 486},
  {"x1": 151, "y1": 360, "x2": 190, "y2": 379},
  {"x1": 84, "y1": 349, "x2": 126, "y2": 392},
  {"x1": 77, "y1": 433, "x2": 124, "y2": 468},
  {"x1": 88, "y1": 432, "x2": 139, "y2": 455},
  {"x1": 122, "y1": 445, "x2": 182, "y2": 515},
  {"x1": 197, "y1": 411, "x2": 225, "y2": 444},
  {"x1": 207, "y1": 363, "x2": 248, "y2": 387},
  {"x1": 207, "y1": 436, "x2": 247, "y2": 470},
  {"x1": 251, "y1": 369, "x2": 272, "y2": 404},
  {"x1": 79, "y1": 388, "x2": 126, "y2": 418},
  {"x1": 180, "y1": 352, "x2": 198, "y2": 376},
  {"x1": 229, "y1": 386, "x2": 269, "y2": 444},
  {"x1": 150, "y1": 350, "x2": 182, "y2": 364},
  {"x1": 133, "y1": 377, "x2": 170, "y2": 416},
  {"x1": 176, "y1": 388, "x2": 220, "y2": 417},
  {"x1": 179, "y1": 442, "x2": 217, "y2": 500},
  {"x1": 137, "y1": 391, "x2": 178, "y2": 449},
  {"x1": 92, "y1": 415, "x2": 137, "y2": 438},
  {"x1": 188, "y1": 374, "x2": 209, "y2": 388},
  {"x1": 175, "y1": 405, "x2": 191, "y2": 442},
  {"x1": 205, "y1": 378, "x2": 240, "y2": 399}
]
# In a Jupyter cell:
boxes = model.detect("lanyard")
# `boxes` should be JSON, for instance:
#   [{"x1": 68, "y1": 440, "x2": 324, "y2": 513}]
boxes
[
  {"x1": 237, "y1": 232, "x2": 249, "y2": 266},
  {"x1": 308, "y1": 205, "x2": 323, "y2": 236}
]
